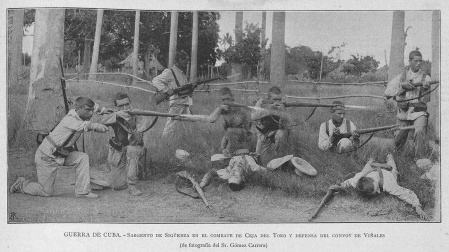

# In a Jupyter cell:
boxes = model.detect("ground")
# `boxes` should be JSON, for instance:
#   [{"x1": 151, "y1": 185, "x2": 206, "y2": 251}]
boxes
[{"x1": 7, "y1": 148, "x2": 434, "y2": 223}]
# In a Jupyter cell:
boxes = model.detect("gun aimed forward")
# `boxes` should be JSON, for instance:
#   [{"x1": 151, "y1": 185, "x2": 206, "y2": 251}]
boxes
[
  {"x1": 153, "y1": 76, "x2": 227, "y2": 105},
  {"x1": 126, "y1": 109, "x2": 209, "y2": 122},
  {"x1": 409, "y1": 80, "x2": 439, "y2": 87},
  {"x1": 225, "y1": 101, "x2": 376, "y2": 111},
  {"x1": 336, "y1": 124, "x2": 415, "y2": 138},
  {"x1": 283, "y1": 102, "x2": 376, "y2": 111}
]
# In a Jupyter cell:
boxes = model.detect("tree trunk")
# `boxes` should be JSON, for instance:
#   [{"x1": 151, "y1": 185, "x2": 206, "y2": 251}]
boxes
[
  {"x1": 270, "y1": 12, "x2": 286, "y2": 87},
  {"x1": 132, "y1": 10, "x2": 140, "y2": 83},
  {"x1": 190, "y1": 11, "x2": 198, "y2": 83},
  {"x1": 21, "y1": 9, "x2": 65, "y2": 136},
  {"x1": 8, "y1": 9, "x2": 25, "y2": 93},
  {"x1": 235, "y1": 12, "x2": 243, "y2": 44},
  {"x1": 82, "y1": 39, "x2": 92, "y2": 74},
  {"x1": 387, "y1": 11, "x2": 405, "y2": 81},
  {"x1": 429, "y1": 11, "x2": 440, "y2": 141},
  {"x1": 261, "y1": 11, "x2": 266, "y2": 47},
  {"x1": 168, "y1": 11, "x2": 178, "y2": 68},
  {"x1": 89, "y1": 9, "x2": 103, "y2": 80}
]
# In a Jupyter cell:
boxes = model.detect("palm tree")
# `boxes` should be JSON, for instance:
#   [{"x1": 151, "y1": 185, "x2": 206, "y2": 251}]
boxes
[{"x1": 220, "y1": 32, "x2": 233, "y2": 50}]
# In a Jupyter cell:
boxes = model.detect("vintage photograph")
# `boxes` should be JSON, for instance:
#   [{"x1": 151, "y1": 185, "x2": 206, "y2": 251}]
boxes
[{"x1": 6, "y1": 8, "x2": 440, "y2": 225}]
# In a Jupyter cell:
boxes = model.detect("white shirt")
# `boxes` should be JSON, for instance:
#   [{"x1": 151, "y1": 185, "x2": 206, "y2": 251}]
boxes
[
  {"x1": 318, "y1": 118, "x2": 356, "y2": 151},
  {"x1": 341, "y1": 168, "x2": 421, "y2": 207},
  {"x1": 151, "y1": 65, "x2": 192, "y2": 106}
]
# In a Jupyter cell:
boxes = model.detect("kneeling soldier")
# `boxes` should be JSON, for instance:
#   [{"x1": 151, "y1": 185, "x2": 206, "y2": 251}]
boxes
[
  {"x1": 10, "y1": 97, "x2": 109, "y2": 198},
  {"x1": 318, "y1": 101, "x2": 360, "y2": 153}
]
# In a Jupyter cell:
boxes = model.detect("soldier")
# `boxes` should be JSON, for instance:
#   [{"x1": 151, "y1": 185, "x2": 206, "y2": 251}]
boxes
[
  {"x1": 207, "y1": 87, "x2": 253, "y2": 156},
  {"x1": 251, "y1": 86, "x2": 292, "y2": 166},
  {"x1": 318, "y1": 101, "x2": 360, "y2": 153},
  {"x1": 10, "y1": 97, "x2": 109, "y2": 198},
  {"x1": 385, "y1": 50, "x2": 432, "y2": 161},
  {"x1": 98, "y1": 93, "x2": 155, "y2": 196},
  {"x1": 201, "y1": 149, "x2": 266, "y2": 192},
  {"x1": 330, "y1": 154, "x2": 429, "y2": 220},
  {"x1": 152, "y1": 51, "x2": 191, "y2": 137}
]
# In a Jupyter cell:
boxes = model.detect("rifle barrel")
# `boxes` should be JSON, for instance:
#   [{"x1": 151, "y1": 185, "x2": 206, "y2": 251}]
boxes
[
  {"x1": 412, "y1": 80, "x2": 439, "y2": 87},
  {"x1": 127, "y1": 110, "x2": 177, "y2": 117},
  {"x1": 284, "y1": 102, "x2": 335, "y2": 108},
  {"x1": 355, "y1": 124, "x2": 400, "y2": 135}
]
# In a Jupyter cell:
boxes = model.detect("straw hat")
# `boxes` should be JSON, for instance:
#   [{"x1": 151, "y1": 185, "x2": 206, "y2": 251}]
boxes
[
  {"x1": 266, "y1": 155, "x2": 294, "y2": 170},
  {"x1": 211, "y1": 154, "x2": 228, "y2": 162},
  {"x1": 291, "y1": 157, "x2": 317, "y2": 176},
  {"x1": 175, "y1": 149, "x2": 190, "y2": 161}
]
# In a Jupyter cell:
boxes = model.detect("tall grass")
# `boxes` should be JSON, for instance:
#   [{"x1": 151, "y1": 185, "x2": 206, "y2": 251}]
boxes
[{"x1": 9, "y1": 78, "x2": 437, "y2": 208}]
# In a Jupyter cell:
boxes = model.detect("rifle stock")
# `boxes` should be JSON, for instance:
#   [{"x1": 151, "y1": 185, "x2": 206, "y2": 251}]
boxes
[{"x1": 308, "y1": 189, "x2": 336, "y2": 221}]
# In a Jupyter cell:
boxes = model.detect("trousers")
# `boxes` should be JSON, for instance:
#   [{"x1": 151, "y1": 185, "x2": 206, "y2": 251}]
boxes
[
  {"x1": 18, "y1": 150, "x2": 91, "y2": 196},
  {"x1": 256, "y1": 129, "x2": 289, "y2": 166},
  {"x1": 162, "y1": 104, "x2": 191, "y2": 137},
  {"x1": 394, "y1": 115, "x2": 427, "y2": 159},
  {"x1": 108, "y1": 145, "x2": 145, "y2": 190}
]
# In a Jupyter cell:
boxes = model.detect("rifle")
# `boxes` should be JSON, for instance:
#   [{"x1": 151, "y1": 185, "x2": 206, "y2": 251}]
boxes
[
  {"x1": 59, "y1": 57, "x2": 70, "y2": 114},
  {"x1": 335, "y1": 124, "x2": 407, "y2": 138},
  {"x1": 126, "y1": 109, "x2": 209, "y2": 122},
  {"x1": 308, "y1": 188, "x2": 338, "y2": 221},
  {"x1": 408, "y1": 80, "x2": 439, "y2": 87},
  {"x1": 153, "y1": 76, "x2": 226, "y2": 105},
  {"x1": 226, "y1": 101, "x2": 374, "y2": 111},
  {"x1": 176, "y1": 170, "x2": 211, "y2": 209},
  {"x1": 283, "y1": 102, "x2": 375, "y2": 111}
]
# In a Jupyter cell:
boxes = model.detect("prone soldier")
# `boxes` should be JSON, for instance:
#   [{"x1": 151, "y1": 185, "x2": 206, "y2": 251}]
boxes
[{"x1": 330, "y1": 154, "x2": 429, "y2": 220}]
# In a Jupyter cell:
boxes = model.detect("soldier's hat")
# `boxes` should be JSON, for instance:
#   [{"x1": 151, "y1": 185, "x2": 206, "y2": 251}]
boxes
[{"x1": 291, "y1": 157, "x2": 318, "y2": 176}]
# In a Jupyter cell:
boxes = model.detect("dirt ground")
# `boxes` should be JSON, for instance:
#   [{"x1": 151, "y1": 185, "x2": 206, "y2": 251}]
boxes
[{"x1": 7, "y1": 148, "x2": 435, "y2": 223}]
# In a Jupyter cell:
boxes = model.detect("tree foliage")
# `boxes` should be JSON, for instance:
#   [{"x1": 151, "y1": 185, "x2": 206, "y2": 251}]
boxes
[
  {"x1": 23, "y1": 9, "x2": 220, "y2": 75},
  {"x1": 217, "y1": 22, "x2": 262, "y2": 78}
]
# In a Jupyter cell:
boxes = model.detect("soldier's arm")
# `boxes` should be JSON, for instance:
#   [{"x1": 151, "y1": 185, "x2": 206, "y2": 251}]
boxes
[
  {"x1": 152, "y1": 69, "x2": 172, "y2": 93},
  {"x1": 318, "y1": 122, "x2": 332, "y2": 151},
  {"x1": 207, "y1": 106, "x2": 226, "y2": 123}
]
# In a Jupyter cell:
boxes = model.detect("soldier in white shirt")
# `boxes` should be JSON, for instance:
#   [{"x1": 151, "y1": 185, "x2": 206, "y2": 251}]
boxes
[
  {"x1": 330, "y1": 154, "x2": 429, "y2": 220},
  {"x1": 385, "y1": 50, "x2": 431, "y2": 160},
  {"x1": 152, "y1": 51, "x2": 191, "y2": 137},
  {"x1": 318, "y1": 101, "x2": 360, "y2": 153},
  {"x1": 10, "y1": 97, "x2": 109, "y2": 198}
]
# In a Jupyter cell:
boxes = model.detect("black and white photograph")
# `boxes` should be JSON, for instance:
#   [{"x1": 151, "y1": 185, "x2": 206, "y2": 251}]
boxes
[{"x1": 2, "y1": 0, "x2": 448, "y2": 251}]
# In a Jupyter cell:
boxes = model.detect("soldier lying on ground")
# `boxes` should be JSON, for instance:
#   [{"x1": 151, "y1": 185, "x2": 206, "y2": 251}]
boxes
[
  {"x1": 329, "y1": 154, "x2": 429, "y2": 220},
  {"x1": 97, "y1": 92, "x2": 155, "y2": 196},
  {"x1": 251, "y1": 86, "x2": 292, "y2": 166},
  {"x1": 10, "y1": 97, "x2": 109, "y2": 199},
  {"x1": 318, "y1": 101, "x2": 360, "y2": 153},
  {"x1": 207, "y1": 87, "x2": 253, "y2": 156}
]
